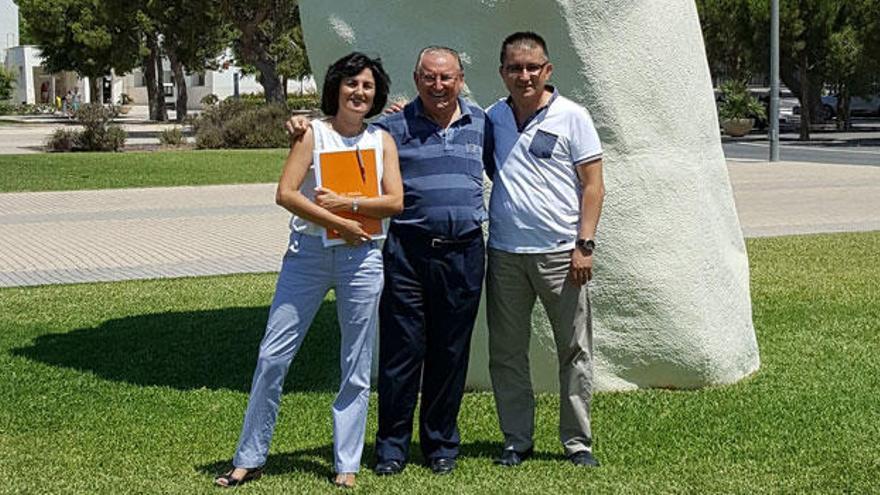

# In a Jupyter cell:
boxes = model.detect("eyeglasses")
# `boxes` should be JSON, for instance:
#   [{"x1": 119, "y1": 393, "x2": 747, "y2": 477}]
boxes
[
  {"x1": 503, "y1": 62, "x2": 548, "y2": 76},
  {"x1": 417, "y1": 72, "x2": 461, "y2": 85}
]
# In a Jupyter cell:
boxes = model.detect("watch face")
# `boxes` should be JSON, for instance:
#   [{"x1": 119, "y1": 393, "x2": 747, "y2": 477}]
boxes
[{"x1": 577, "y1": 239, "x2": 595, "y2": 253}]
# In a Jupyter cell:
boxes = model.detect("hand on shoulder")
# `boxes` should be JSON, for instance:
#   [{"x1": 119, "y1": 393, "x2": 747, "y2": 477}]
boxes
[{"x1": 285, "y1": 115, "x2": 312, "y2": 144}]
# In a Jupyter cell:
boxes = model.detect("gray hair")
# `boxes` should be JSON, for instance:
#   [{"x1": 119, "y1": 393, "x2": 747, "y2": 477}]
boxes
[{"x1": 414, "y1": 46, "x2": 464, "y2": 73}]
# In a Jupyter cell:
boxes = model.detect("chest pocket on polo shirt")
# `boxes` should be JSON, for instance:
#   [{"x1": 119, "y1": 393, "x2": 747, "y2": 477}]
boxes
[{"x1": 529, "y1": 129, "x2": 558, "y2": 159}]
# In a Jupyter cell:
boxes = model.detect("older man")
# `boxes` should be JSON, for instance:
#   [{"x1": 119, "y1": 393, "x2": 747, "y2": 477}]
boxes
[
  {"x1": 286, "y1": 46, "x2": 493, "y2": 475},
  {"x1": 372, "y1": 46, "x2": 494, "y2": 476},
  {"x1": 486, "y1": 32, "x2": 605, "y2": 468}
]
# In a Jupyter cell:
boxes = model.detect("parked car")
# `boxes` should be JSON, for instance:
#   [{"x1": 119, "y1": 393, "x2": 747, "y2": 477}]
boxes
[
  {"x1": 820, "y1": 94, "x2": 880, "y2": 118},
  {"x1": 787, "y1": 93, "x2": 840, "y2": 124},
  {"x1": 740, "y1": 86, "x2": 802, "y2": 127},
  {"x1": 774, "y1": 89, "x2": 802, "y2": 127}
]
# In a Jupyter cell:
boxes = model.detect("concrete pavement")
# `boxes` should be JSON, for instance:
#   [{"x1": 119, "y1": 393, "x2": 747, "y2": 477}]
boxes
[
  {"x1": 729, "y1": 160, "x2": 880, "y2": 237},
  {"x1": 1, "y1": 160, "x2": 879, "y2": 288},
  {"x1": 0, "y1": 106, "x2": 188, "y2": 154},
  {"x1": 0, "y1": 183, "x2": 288, "y2": 287}
]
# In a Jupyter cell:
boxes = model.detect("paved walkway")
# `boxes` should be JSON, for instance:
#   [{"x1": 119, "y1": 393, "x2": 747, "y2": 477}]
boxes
[
  {"x1": 0, "y1": 184, "x2": 288, "y2": 287},
  {"x1": 2, "y1": 160, "x2": 879, "y2": 288},
  {"x1": 728, "y1": 160, "x2": 880, "y2": 237},
  {"x1": 0, "y1": 106, "x2": 186, "y2": 154}
]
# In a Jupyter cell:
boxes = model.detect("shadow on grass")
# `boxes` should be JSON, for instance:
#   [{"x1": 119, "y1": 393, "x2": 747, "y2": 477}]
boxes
[
  {"x1": 458, "y1": 440, "x2": 569, "y2": 462},
  {"x1": 11, "y1": 302, "x2": 342, "y2": 393},
  {"x1": 198, "y1": 443, "x2": 340, "y2": 483},
  {"x1": 197, "y1": 440, "x2": 567, "y2": 481}
]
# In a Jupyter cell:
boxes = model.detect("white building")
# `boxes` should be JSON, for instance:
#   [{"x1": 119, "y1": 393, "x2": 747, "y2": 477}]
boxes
[
  {"x1": 5, "y1": 45, "x2": 90, "y2": 105},
  {"x1": 3, "y1": 0, "x2": 315, "y2": 109},
  {"x1": 122, "y1": 51, "x2": 315, "y2": 110},
  {"x1": 122, "y1": 52, "x2": 316, "y2": 110},
  {"x1": 0, "y1": 0, "x2": 17, "y2": 64},
  {"x1": 2, "y1": 0, "x2": 90, "y2": 105}
]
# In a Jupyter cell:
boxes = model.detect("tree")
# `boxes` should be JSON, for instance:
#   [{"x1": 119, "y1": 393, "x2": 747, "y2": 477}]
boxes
[
  {"x1": 146, "y1": 0, "x2": 231, "y2": 121},
  {"x1": 16, "y1": 0, "x2": 141, "y2": 103},
  {"x1": 221, "y1": 0, "x2": 309, "y2": 103},
  {"x1": 695, "y1": 0, "x2": 760, "y2": 83},
  {"x1": 824, "y1": 23, "x2": 868, "y2": 129},
  {"x1": 698, "y1": 0, "x2": 859, "y2": 140},
  {"x1": 18, "y1": 12, "x2": 35, "y2": 45},
  {"x1": 766, "y1": 0, "x2": 843, "y2": 140},
  {"x1": 142, "y1": 25, "x2": 168, "y2": 122},
  {"x1": 0, "y1": 67, "x2": 16, "y2": 101}
]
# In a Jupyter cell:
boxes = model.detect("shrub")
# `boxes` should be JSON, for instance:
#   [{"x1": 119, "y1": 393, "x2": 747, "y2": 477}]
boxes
[
  {"x1": 44, "y1": 103, "x2": 127, "y2": 152},
  {"x1": 200, "y1": 94, "x2": 219, "y2": 107},
  {"x1": 236, "y1": 93, "x2": 266, "y2": 105},
  {"x1": 158, "y1": 126, "x2": 185, "y2": 146},
  {"x1": 194, "y1": 126, "x2": 225, "y2": 149},
  {"x1": 47, "y1": 128, "x2": 77, "y2": 152},
  {"x1": 12, "y1": 103, "x2": 48, "y2": 115},
  {"x1": 74, "y1": 103, "x2": 126, "y2": 151},
  {"x1": 0, "y1": 66, "x2": 15, "y2": 101},
  {"x1": 100, "y1": 125, "x2": 128, "y2": 152},
  {"x1": 224, "y1": 104, "x2": 289, "y2": 148},
  {"x1": 286, "y1": 94, "x2": 320, "y2": 110},
  {"x1": 194, "y1": 99, "x2": 289, "y2": 149},
  {"x1": 233, "y1": 92, "x2": 320, "y2": 110},
  {"x1": 0, "y1": 102, "x2": 54, "y2": 115},
  {"x1": 718, "y1": 81, "x2": 766, "y2": 121}
]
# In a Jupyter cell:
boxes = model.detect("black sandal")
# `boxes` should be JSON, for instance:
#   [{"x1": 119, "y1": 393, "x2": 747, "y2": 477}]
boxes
[{"x1": 214, "y1": 467, "x2": 263, "y2": 488}]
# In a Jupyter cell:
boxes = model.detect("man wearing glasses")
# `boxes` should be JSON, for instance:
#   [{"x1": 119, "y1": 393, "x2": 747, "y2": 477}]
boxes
[
  {"x1": 287, "y1": 47, "x2": 492, "y2": 476},
  {"x1": 369, "y1": 46, "x2": 494, "y2": 476},
  {"x1": 285, "y1": 47, "x2": 492, "y2": 476},
  {"x1": 486, "y1": 32, "x2": 605, "y2": 468}
]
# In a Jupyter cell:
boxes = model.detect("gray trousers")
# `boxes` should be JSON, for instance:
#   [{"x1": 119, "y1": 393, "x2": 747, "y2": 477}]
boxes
[{"x1": 486, "y1": 248, "x2": 593, "y2": 455}]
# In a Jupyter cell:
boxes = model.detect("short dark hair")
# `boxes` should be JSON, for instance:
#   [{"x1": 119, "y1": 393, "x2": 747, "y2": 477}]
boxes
[
  {"x1": 499, "y1": 31, "x2": 549, "y2": 65},
  {"x1": 321, "y1": 52, "x2": 391, "y2": 119},
  {"x1": 414, "y1": 46, "x2": 463, "y2": 73}
]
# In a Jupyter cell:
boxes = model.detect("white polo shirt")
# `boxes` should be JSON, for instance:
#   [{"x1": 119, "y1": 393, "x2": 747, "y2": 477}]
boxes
[{"x1": 487, "y1": 89, "x2": 603, "y2": 253}]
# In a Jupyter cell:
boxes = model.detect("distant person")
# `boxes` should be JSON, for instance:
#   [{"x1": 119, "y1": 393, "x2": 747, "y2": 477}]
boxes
[
  {"x1": 71, "y1": 88, "x2": 81, "y2": 113},
  {"x1": 40, "y1": 82, "x2": 49, "y2": 104},
  {"x1": 214, "y1": 52, "x2": 403, "y2": 489},
  {"x1": 62, "y1": 91, "x2": 71, "y2": 115}
]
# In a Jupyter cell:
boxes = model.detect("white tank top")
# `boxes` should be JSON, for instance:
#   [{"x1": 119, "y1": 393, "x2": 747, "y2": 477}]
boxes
[{"x1": 290, "y1": 119, "x2": 385, "y2": 236}]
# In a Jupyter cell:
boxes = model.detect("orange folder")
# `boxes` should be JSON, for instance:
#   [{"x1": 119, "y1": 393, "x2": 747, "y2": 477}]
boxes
[{"x1": 314, "y1": 146, "x2": 386, "y2": 246}]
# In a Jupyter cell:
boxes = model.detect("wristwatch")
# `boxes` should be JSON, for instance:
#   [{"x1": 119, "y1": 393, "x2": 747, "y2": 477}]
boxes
[
  {"x1": 351, "y1": 198, "x2": 360, "y2": 213},
  {"x1": 576, "y1": 238, "x2": 595, "y2": 255}
]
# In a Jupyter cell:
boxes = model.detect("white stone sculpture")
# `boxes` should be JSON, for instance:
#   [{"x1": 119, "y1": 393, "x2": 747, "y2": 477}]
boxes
[{"x1": 300, "y1": 0, "x2": 760, "y2": 391}]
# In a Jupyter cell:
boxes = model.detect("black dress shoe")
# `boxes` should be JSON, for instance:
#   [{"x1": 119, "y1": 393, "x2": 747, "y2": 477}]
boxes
[
  {"x1": 569, "y1": 450, "x2": 600, "y2": 467},
  {"x1": 494, "y1": 447, "x2": 534, "y2": 467},
  {"x1": 430, "y1": 457, "x2": 456, "y2": 475},
  {"x1": 374, "y1": 459, "x2": 405, "y2": 476}
]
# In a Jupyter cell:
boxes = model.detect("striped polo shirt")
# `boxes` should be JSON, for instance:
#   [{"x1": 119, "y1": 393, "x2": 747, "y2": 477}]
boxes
[{"x1": 375, "y1": 97, "x2": 495, "y2": 239}]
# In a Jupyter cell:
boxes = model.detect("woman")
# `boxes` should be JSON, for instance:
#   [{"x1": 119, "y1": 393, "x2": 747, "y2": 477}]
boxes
[{"x1": 215, "y1": 52, "x2": 403, "y2": 489}]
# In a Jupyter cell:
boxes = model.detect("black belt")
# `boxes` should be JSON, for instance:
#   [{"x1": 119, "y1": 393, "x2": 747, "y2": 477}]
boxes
[
  {"x1": 429, "y1": 237, "x2": 476, "y2": 248},
  {"x1": 393, "y1": 227, "x2": 482, "y2": 249}
]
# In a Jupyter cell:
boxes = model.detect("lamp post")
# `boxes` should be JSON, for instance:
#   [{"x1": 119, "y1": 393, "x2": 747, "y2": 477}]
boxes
[{"x1": 769, "y1": 0, "x2": 780, "y2": 161}]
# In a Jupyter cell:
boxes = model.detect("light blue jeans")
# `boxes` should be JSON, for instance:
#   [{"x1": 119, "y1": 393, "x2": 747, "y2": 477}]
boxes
[{"x1": 233, "y1": 232, "x2": 383, "y2": 473}]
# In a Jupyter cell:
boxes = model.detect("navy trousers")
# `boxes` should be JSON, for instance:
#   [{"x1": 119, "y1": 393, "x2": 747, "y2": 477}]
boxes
[{"x1": 375, "y1": 227, "x2": 485, "y2": 463}]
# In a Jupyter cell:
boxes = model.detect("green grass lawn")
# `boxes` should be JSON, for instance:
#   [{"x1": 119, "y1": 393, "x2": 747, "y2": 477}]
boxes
[
  {"x1": 2, "y1": 232, "x2": 878, "y2": 493},
  {"x1": 0, "y1": 149, "x2": 287, "y2": 192}
]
